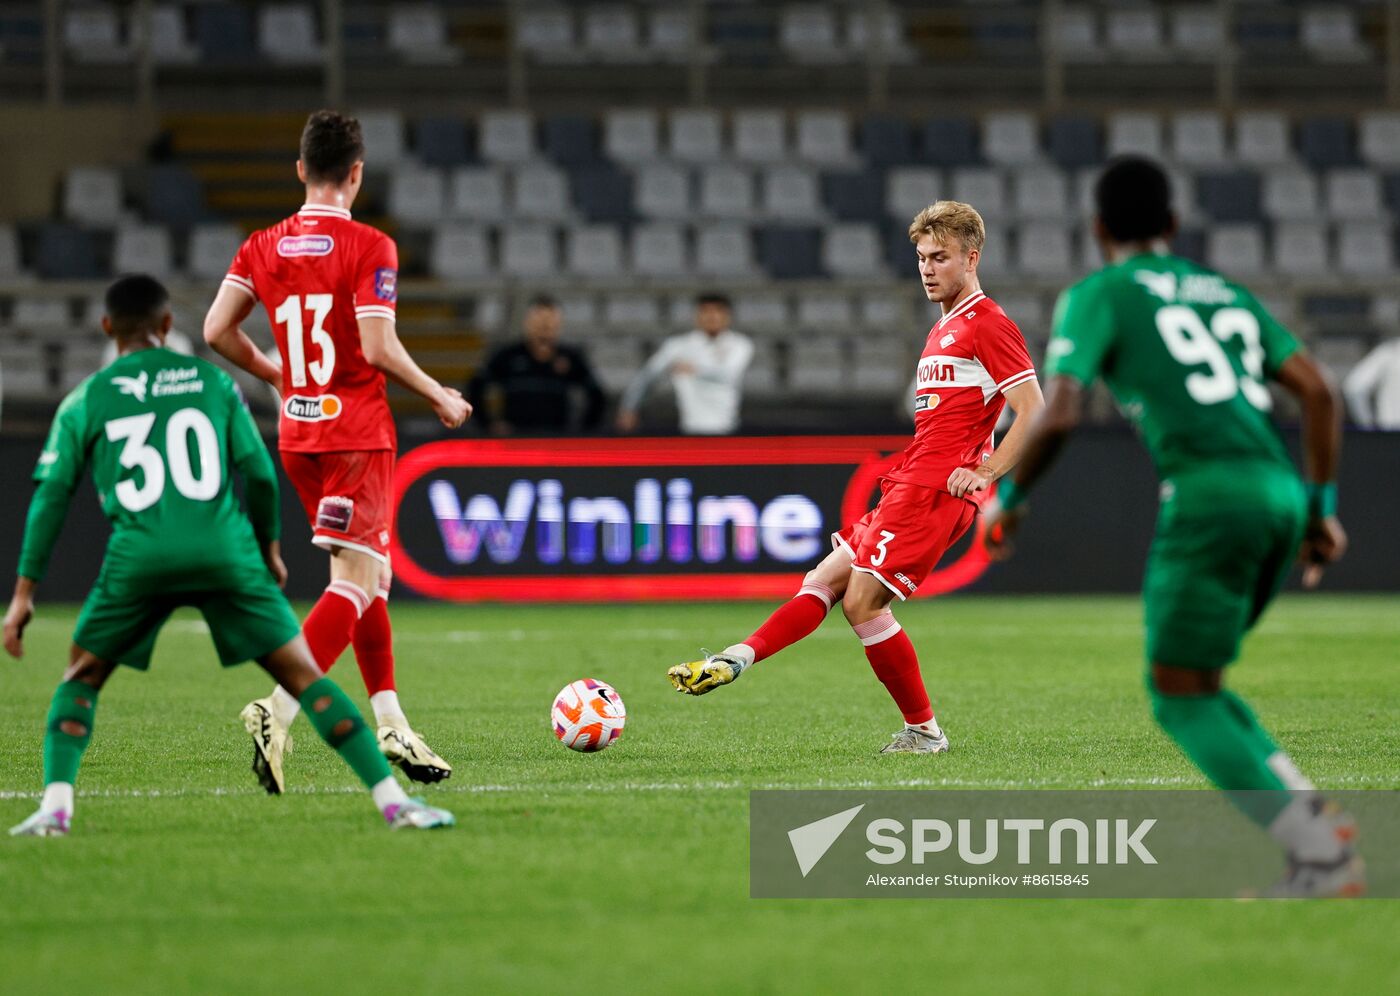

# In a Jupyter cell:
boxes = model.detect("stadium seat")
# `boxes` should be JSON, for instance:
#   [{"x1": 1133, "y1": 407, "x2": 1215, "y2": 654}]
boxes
[
  {"x1": 542, "y1": 115, "x2": 598, "y2": 165},
  {"x1": 509, "y1": 163, "x2": 570, "y2": 220},
  {"x1": 760, "y1": 165, "x2": 821, "y2": 220},
  {"x1": 1011, "y1": 166, "x2": 1071, "y2": 221},
  {"x1": 745, "y1": 340, "x2": 780, "y2": 394},
  {"x1": 1384, "y1": 172, "x2": 1400, "y2": 214},
  {"x1": 628, "y1": 224, "x2": 689, "y2": 279},
  {"x1": 1016, "y1": 223, "x2": 1075, "y2": 278},
  {"x1": 779, "y1": 5, "x2": 844, "y2": 63},
  {"x1": 588, "y1": 338, "x2": 642, "y2": 393},
  {"x1": 758, "y1": 226, "x2": 822, "y2": 279},
  {"x1": 1197, "y1": 171, "x2": 1263, "y2": 222},
  {"x1": 822, "y1": 224, "x2": 884, "y2": 278},
  {"x1": 974, "y1": 223, "x2": 1010, "y2": 279},
  {"x1": 357, "y1": 110, "x2": 407, "y2": 165},
  {"x1": 1106, "y1": 112, "x2": 1164, "y2": 159},
  {"x1": 885, "y1": 225, "x2": 919, "y2": 276},
  {"x1": 634, "y1": 164, "x2": 693, "y2": 220},
  {"x1": 572, "y1": 165, "x2": 634, "y2": 223},
  {"x1": 65, "y1": 3, "x2": 129, "y2": 64},
  {"x1": 885, "y1": 167, "x2": 942, "y2": 221},
  {"x1": 1359, "y1": 111, "x2": 1400, "y2": 167},
  {"x1": 921, "y1": 117, "x2": 979, "y2": 167},
  {"x1": 142, "y1": 164, "x2": 205, "y2": 227},
  {"x1": 1169, "y1": 5, "x2": 1227, "y2": 59},
  {"x1": 995, "y1": 292, "x2": 1047, "y2": 332},
  {"x1": 1170, "y1": 112, "x2": 1228, "y2": 166},
  {"x1": 479, "y1": 111, "x2": 536, "y2": 164},
  {"x1": 858, "y1": 291, "x2": 906, "y2": 331},
  {"x1": 795, "y1": 110, "x2": 855, "y2": 165},
  {"x1": 142, "y1": 4, "x2": 198, "y2": 64},
  {"x1": 0, "y1": 340, "x2": 54, "y2": 403},
  {"x1": 1272, "y1": 222, "x2": 1327, "y2": 277},
  {"x1": 1106, "y1": 7, "x2": 1168, "y2": 60},
  {"x1": 113, "y1": 225, "x2": 174, "y2": 277},
  {"x1": 982, "y1": 113, "x2": 1041, "y2": 167},
  {"x1": 1297, "y1": 116, "x2": 1357, "y2": 169},
  {"x1": 1323, "y1": 169, "x2": 1383, "y2": 220},
  {"x1": 499, "y1": 226, "x2": 558, "y2": 278},
  {"x1": 646, "y1": 7, "x2": 694, "y2": 62},
  {"x1": 821, "y1": 169, "x2": 884, "y2": 222},
  {"x1": 1046, "y1": 115, "x2": 1103, "y2": 169},
  {"x1": 11, "y1": 297, "x2": 71, "y2": 332},
  {"x1": 788, "y1": 338, "x2": 847, "y2": 392},
  {"x1": 387, "y1": 5, "x2": 459, "y2": 64},
  {"x1": 733, "y1": 110, "x2": 787, "y2": 164},
  {"x1": 0, "y1": 224, "x2": 25, "y2": 280},
  {"x1": 35, "y1": 224, "x2": 104, "y2": 280},
  {"x1": 516, "y1": 6, "x2": 578, "y2": 63},
  {"x1": 695, "y1": 225, "x2": 755, "y2": 276},
  {"x1": 257, "y1": 4, "x2": 320, "y2": 65},
  {"x1": 565, "y1": 225, "x2": 625, "y2": 278},
  {"x1": 412, "y1": 116, "x2": 471, "y2": 167},
  {"x1": 732, "y1": 292, "x2": 790, "y2": 333},
  {"x1": 448, "y1": 167, "x2": 508, "y2": 222},
  {"x1": 1336, "y1": 223, "x2": 1394, "y2": 276},
  {"x1": 1051, "y1": 6, "x2": 1103, "y2": 62},
  {"x1": 845, "y1": 6, "x2": 915, "y2": 63},
  {"x1": 950, "y1": 168, "x2": 1008, "y2": 220},
  {"x1": 63, "y1": 167, "x2": 124, "y2": 226},
  {"x1": 604, "y1": 109, "x2": 661, "y2": 163},
  {"x1": 555, "y1": 292, "x2": 598, "y2": 332},
  {"x1": 193, "y1": 3, "x2": 254, "y2": 64},
  {"x1": 602, "y1": 293, "x2": 660, "y2": 330},
  {"x1": 852, "y1": 339, "x2": 908, "y2": 395},
  {"x1": 582, "y1": 5, "x2": 643, "y2": 62},
  {"x1": 795, "y1": 291, "x2": 855, "y2": 330},
  {"x1": 669, "y1": 109, "x2": 723, "y2": 162},
  {"x1": 1206, "y1": 225, "x2": 1268, "y2": 278},
  {"x1": 1234, "y1": 111, "x2": 1291, "y2": 165},
  {"x1": 388, "y1": 166, "x2": 446, "y2": 226},
  {"x1": 859, "y1": 114, "x2": 914, "y2": 167},
  {"x1": 1300, "y1": 5, "x2": 1369, "y2": 62},
  {"x1": 699, "y1": 165, "x2": 756, "y2": 219},
  {"x1": 1262, "y1": 168, "x2": 1321, "y2": 221},
  {"x1": 186, "y1": 224, "x2": 243, "y2": 280}
]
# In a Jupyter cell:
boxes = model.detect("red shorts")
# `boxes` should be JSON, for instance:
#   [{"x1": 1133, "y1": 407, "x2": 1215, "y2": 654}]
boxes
[
  {"x1": 281, "y1": 450, "x2": 395, "y2": 564},
  {"x1": 833, "y1": 481, "x2": 978, "y2": 599}
]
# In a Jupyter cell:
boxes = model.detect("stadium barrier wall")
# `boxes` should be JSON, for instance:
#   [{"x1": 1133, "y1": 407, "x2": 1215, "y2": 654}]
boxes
[{"x1": 2, "y1": 429, "x2": 1395, "y2": 604}]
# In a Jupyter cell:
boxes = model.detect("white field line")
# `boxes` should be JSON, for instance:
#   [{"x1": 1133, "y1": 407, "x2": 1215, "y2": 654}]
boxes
[{"x1": 2, "y1": 773, "x2": 1396, "y2": 802}]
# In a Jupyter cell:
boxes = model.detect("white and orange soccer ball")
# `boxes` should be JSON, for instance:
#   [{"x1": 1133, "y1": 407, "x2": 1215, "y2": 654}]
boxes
[{"x1": 551, "y1": 679, "x2": 626, "y2": 753}]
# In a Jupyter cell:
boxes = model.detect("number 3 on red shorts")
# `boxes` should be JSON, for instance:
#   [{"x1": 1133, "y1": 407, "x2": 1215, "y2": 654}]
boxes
[{"x1": 870, "y1": 530, "x2": 896, "y2": 567}]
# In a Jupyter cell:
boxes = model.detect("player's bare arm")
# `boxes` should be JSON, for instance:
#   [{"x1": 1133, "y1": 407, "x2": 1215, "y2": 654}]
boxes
[
  {"x1": 947, "y1": 378, "x2": 1046, "y2": 498},
  {"x1": 357, "y1": 316, "x2": 471, "y2": 429},
  {"x1": 2, "y1": 576, "x2": 37, "y2": 659},
  {"x1": 203, "y1": 284, "x2": 283, "y2": 388},
  {"x1": 982, "y1": 375, "x2": 1084, "y2": 559},
  {"x1": 1274, "y1": 351, "x2": 1347, "y2": 587}
]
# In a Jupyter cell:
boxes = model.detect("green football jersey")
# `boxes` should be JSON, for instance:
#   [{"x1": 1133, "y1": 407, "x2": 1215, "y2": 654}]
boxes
[
  {"x1": 19, "y1": 347, "x2": 280, "y2": 586},
  {"x1": 1046, "y1": 253, "x2": 1301, "y2": 477}
]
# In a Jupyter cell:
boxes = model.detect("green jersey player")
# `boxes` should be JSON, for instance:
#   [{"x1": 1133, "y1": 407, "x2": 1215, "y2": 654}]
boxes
[
  {"x1": 984, "y1": 157, "x2": 1360, "y2": 897},
  {"x1": 3, "y1": 276, "x2": 452, "y2": 835}
]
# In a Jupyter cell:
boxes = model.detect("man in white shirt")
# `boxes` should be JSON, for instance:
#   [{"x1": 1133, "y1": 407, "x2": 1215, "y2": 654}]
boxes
[
  {"x1": 616, "y1": 293, "x2": 754, "y2": 435},
  {"x1": 1342, "y1": 337, "x2": 1400, "y2": 429}
]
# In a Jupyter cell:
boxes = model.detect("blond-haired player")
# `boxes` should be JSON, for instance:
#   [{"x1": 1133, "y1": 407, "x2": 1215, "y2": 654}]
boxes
[{"x1": 669, "y1": 202, "x2": 1045, "y2": 753}]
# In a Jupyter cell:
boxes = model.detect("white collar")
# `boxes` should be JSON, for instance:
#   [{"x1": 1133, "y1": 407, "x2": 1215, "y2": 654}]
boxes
[
  {"x1": 937, "y1": 290, "x2": 985, "y2": 328},
  {"x1": 298, "y1": 204, "x2": 352, "y2": 219}
]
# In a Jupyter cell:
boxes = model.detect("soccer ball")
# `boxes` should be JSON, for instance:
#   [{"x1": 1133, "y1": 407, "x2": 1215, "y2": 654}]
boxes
[{"x1": 551, "y1": 679, "x2": 626, "y2": 753}]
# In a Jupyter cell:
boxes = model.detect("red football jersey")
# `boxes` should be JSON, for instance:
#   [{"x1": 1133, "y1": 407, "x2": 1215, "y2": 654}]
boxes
[
  {"x1": 883, "y1": 290, "x2": 1037, "y2": 504},
  {"x1": 223, "y1": 204, "x2": 398, "y2": 453}
]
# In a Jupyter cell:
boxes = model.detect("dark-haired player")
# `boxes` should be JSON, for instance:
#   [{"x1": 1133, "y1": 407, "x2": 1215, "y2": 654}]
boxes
[
  {"x1": 204, "y1": 110, "x2": 470, "y2": 791},
  {"x1": 984, "y1": 157, "x2": 1361, "y2": 896},
  {"x1": 4, "y1": 276, "x2": 453, "y2": 834}
]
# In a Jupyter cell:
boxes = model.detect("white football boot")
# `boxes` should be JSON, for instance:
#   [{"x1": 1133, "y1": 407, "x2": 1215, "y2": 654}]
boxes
[
  {"x1": 9, "y1": 809, "x2": 70, "y2": 837},
  {"x1": 377, "y1": 718, "x2": 452, "y2": 783},
  {"x1": 384, "y1": 797, "x2": 456, "y2": 831},
  {"x1": 241, "y1": 697, "x2": 293, "y2": 795},
  {"x1": 668, "y1": 650, "x2": 749, "y2": 695},
  {"x1": 878, "y1": 726, "x2": 950, "y2": 755}
]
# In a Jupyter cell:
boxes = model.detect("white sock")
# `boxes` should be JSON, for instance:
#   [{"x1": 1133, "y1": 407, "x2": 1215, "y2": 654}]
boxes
[
  {"x1": 369, "y1": 690, "x2": 406, "y2": 726},
  {"x1": 722, "y1": 644, "x2": 755, "y2": 668},
  {"x1": 270, "y1": 685, "x2": 302, "y2": 726},
  {"x1": 371, "y1": 776, "x2": 409, "y2": 815},
  {"x1": 1269, "y1": 794, "x2": 1345, "y2": 863},
  {"x1": 41, "y1": 782, "x2": 74, "y2": 815},
  {"x1": 910, "y1": 717, "x2": 943, "y2": 739}
]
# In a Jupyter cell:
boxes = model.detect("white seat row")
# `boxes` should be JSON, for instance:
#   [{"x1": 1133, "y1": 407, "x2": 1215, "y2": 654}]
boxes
[
  {"x1": 1206, "y1": 223, "x2": 1396, "y2": 278},
  {"x1": 515, "y1": 5, "x2": 694, "y2": 63}
]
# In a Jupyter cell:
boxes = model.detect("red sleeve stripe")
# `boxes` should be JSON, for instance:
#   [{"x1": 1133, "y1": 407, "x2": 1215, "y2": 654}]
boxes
[
  {"x1": 997, "y1": 369, "x2": 1038, "y2": 393},
  {"x1": 354, "y1": 306, "x2": 396, "y2": 321},
  {"x1": 222, "y1": 274, "x2": 256, "y2": 298}
]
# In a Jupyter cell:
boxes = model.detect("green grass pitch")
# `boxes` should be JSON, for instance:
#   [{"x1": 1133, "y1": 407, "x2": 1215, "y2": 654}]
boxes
[{"x1": 2, "y1": 595, "x2": 1398, "y2": 994}]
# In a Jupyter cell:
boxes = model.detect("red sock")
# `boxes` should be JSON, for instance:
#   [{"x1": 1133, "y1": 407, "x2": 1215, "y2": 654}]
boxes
[
  {"x1": 745, "y1": 579, "x2": 835, "y2": 663},
  {"x1": 352, "y1": 594, "x2": 396, "y2": 695},
  {"x1": 302, "y1": 580, "x2": 370, "y2": 673},
  {"x1": 856, "y1": 615, "x2": 934, "y2": 726}
]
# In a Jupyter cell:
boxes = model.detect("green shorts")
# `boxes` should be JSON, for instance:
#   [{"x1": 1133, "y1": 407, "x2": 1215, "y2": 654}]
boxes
[
  {"x1": 73, "y1": 568, "x2": 301, "y2": 671},
  {"x1": 1143, "y1": 464, "x2": 1306, "y2": 669}
]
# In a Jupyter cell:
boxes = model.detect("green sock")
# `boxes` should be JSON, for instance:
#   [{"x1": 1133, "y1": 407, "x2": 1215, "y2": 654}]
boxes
[
  {"x1": 299, "y1": 677, "x2": 394, "y2": 790},
  {"x1": 1150, "y1": 685, "x2": 1291, "y2": 825},
  {"x1": 43, "y1": 680, "x2": 99, "y2": 786}
]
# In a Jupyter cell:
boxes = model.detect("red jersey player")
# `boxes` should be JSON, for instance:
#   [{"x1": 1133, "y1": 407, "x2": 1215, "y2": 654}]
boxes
[
  {"x1": 203, "y1": 111, "x2": 470, "y2": 790},
  {"x1": 669, "y1": 201, "x2": 1045, "y2": 753}
]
